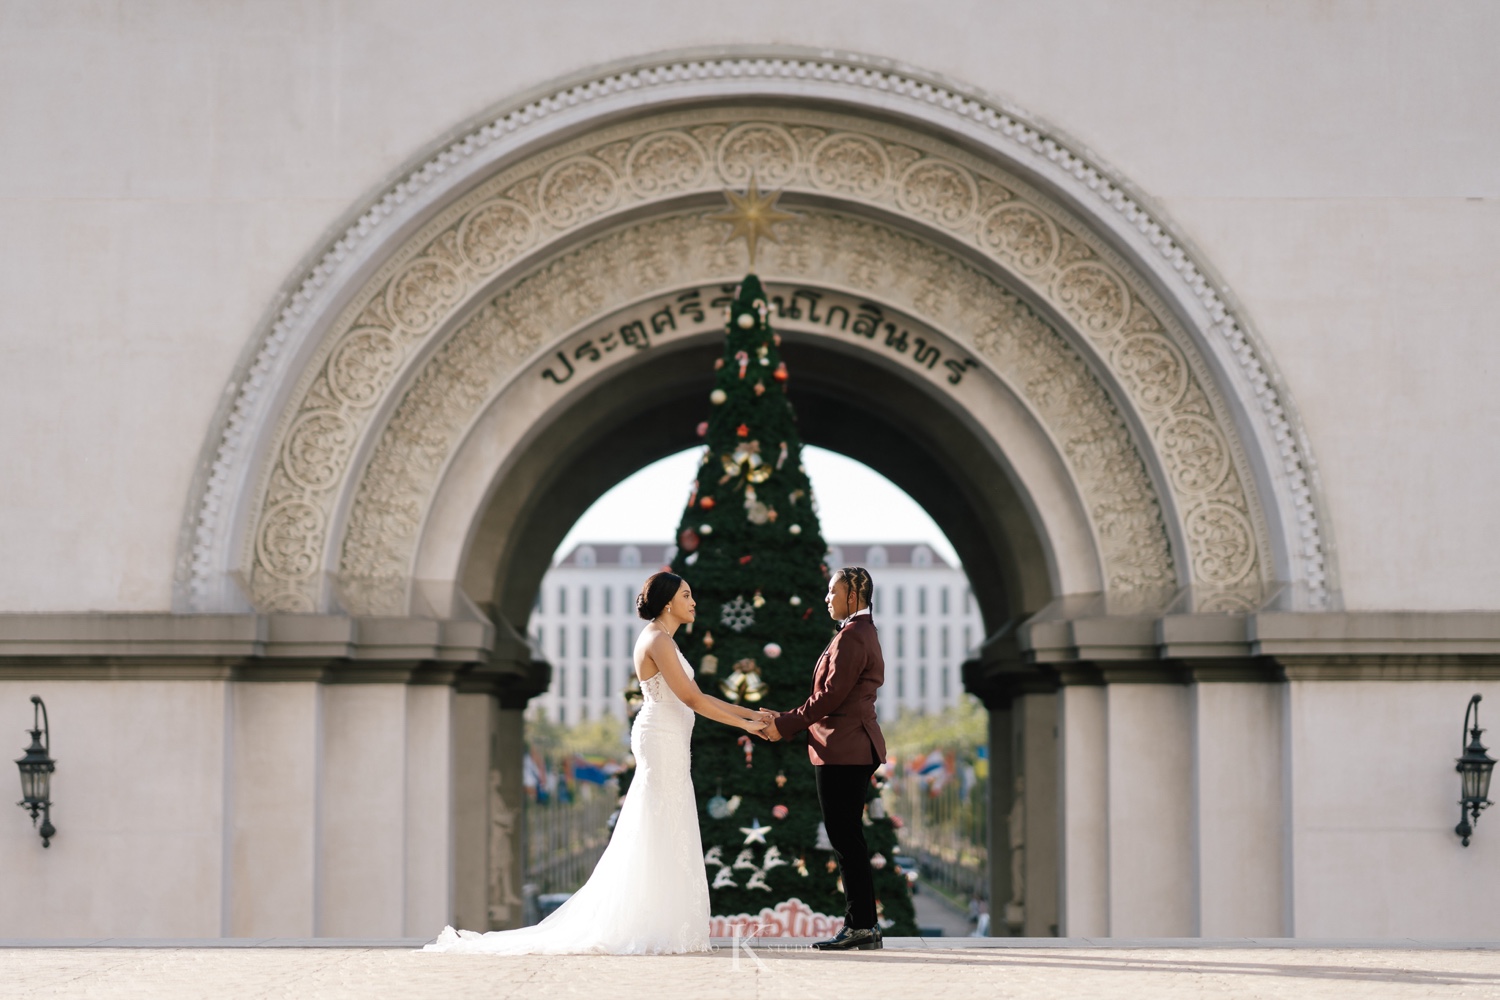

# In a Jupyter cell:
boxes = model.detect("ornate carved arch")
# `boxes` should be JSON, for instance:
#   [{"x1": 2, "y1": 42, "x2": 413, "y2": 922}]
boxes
[{"x1": 179, "y1": 52, "x2": 1331, "y2": 616}]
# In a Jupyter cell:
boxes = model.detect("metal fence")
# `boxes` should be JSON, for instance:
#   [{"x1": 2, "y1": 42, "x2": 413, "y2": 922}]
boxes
[
  {"x1": 887, "y1": 764, "x2": 988, "y2": 906},
  {"x1": 523, "y1": 778, "x2": 619, "y2": 898}
]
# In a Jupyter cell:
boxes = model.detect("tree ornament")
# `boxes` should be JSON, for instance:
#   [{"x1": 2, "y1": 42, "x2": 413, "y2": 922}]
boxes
[
  {"x1": 678, "y1": 528, "x2": 700, "y2": 553},
  {"x1": 699, "y1": 654, "x2": 719, "y2": 675},
  {"x1": 763, "y1": 846, "x2": 787, "y2": 870},
  {"x1": 736, "y1": 423, "x2": 750, "y2": 438},
  {"x1": 737, "y1": 312, "x2": 756, "y2": 329},
  {"x1": 700, "y1": 496, "x2": 716, "y2": 510},
  {"x1": 776, "y1": 771, "x2": 788, "y2": 788},
  {"x1": 826, "y1": 859, "x2": 839, "y2": 873},
  {"x1": 735, "y1": 350, "x2": 750, "y2": 378},
  {"x1": 789, "y1": 524, "x2": 802, "y2": 535},
  {"x1": 721, "y1": 658, "x2": 767, "y2": 703},
  {"x1": 773, "y1": 332, "x2": 782, "y2": 345},
  {"x1": 714, "y1": 358, "x2": 725, "y2": 371},
  {"x1": 740, "y1": 819, "x2": 772, "y2": 845},
  {"x1": 723, "y1": 440, "x2": 771, "y2": 485},
  {"x1": 745, "y1": 870, "x2": 772, "y2": 891},
  {"x1": 753, "y1": 381, "x2": 766, "y2": 396},
  {"x1": 699, "y1": 523, "x2": 713, "y2": 534},
  {"x1": 871, "y1": 852, "x2": 888, "y2": 870},
  {"x1": 707, "y1": 794, "x2": 731, "y2": 819},
  {"x1": 777, "y1": 441, "x2": 789, "y2": 468},
  {"x1": 739, "y1": 555, "x2": 754, "y2": 565},
  {"x1": 702, "y1": 631, "x2": 714, "y2": 649},
  {"x1": 725, "y1": 795, "x2": 742, "y2": 816},
  {"x1": 772, "y1": 804, "x2": 789, "y2": 820},
  {"x1": 720, "y1": 596, "x2": 755, "y2": 632},
  {"x1": 696, "y1": 421, "x2": 709, "y2": 437},
  {"x1": 763, "y1": 642, "x2": 782, "y2": 659},
  {"x1": 712, "y1": 866, "x2": 738, "y2": 889},
  {"x1": 789, "y1": 595, "x2": 801, "y2": 606},
  {"x1": 745, "y1": 497, "x2": 770, "y2": 524},
  {"x1": 815, "y1": 822, "x2": 833, "y2": 851},
  {"x1": 710, "y1": 389, "x2": 727, "y2": 405},
  {"x1": 766, "y1": 508, "x2": 778, "y2": 523},
  {"x1": 795, "y1": 855, "x2": 809, "y2": 877},
  {"x1": 752, "y1": 590, "x2": 766, "y2": 608},
  {"x1": 774, "y1": 362, "x2": 789, "y2": 383},
  {"x1": 704, "y1": 845, "x2": 725, "y2": 867},
  {"x1": 737, "y1": 735, "x2": 755, "y2": 767},
  {"x1": 732, "y1": 848, "x2": 758, "y2": 870}
]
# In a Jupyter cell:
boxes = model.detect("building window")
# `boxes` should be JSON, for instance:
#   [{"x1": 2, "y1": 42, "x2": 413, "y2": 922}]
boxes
[
  {"x1": 581, "y1": 665, "x2": 589, "y2": 698},
  {"x1": 874, "y1": 586, "x2": 884, "y2": 611},
  {"x1": 534, "y1": 628, "x2": 544, "y2": 653},
  {"x1": 604, "y1": 587, "x2": 613, "y2": 615},
  {"x1": 941, "y1": 666, "x2": 950, "y2": 698},
  {"x1": 604, "y1": 665, "x2": 612, "y2": 698},
  {"x1": 621, "y1": 545, "x2": 641, "y2": 567},
  {"x1": 964, "y1": 626, "x2": 972, "y2": 654},
  {"x1": 581, "y1": 587, "x2": 590, "y2": 615},
  {"x1": 576, "y1": 545, "x2": 596, "y2": 568},
  {"x1": 918, "y1": 626, "x2": 927, "y2": 658},
  {"x1": 913, "y1": 545, "x2": 932, "y2": 567},
  {"x1": 964, "y1": 587, "x2": 972, "y2": 614},
  {"x1": 558, "y1": 627, "x2": 566, "y2": 658},
  {"x1": 919, "y1": 666, "x2": 927, "y2": 697},
  {"x1": 559, "y1": 704, "x2": 566, "y2": 724},
  {"x1": 941, "y1": 587, "x2": 949, "y2": 615},
  {"x1": 827, "y1": 545, "x2": 844, "y2": 567},
  {"x1": 896, "y1": 666, "x2": 905, "y2": 699},
  {"x1": 623, "y1": 626, "x2": 632, "y2": 656},
  {"x1": 624, "y1": 587, "x2": 634, "y2": 616},
  {"x1": 604, "y1": 627, "x2": 613, "y2": 658},
  {"x1": 896, "y1": 588, "x2": 905, "y2": 615},
  {"x1": 918, "y1": 587, "x2": 927, "y2": 615},
  {"x1": 559, "y1": 587, "x2": 567, "y2": 615},
  {"x1": 868, "y1": 545, "x2": 888, "y2": 567},
  {"x1": 941, "y1": 628, "x2": 949, "y2": 658},
  {"x1": 535, "y1": 590, "x2": 543, "y2": 614},
  {"x1": 558, "y1": 666, "x2": 567, "y2": 698},
  {"x1": 897, "y1": 626, "x2": 905, "y2": 658},
  {"x1": 581, "y1": 627, "x2": 589, "y2": 658}
]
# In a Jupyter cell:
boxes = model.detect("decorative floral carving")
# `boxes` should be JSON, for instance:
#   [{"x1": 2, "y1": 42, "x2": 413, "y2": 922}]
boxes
[
  {"x1": 385, "y1": 258, "x2": 465, "y2": 334},
  {"x1": 1158, "y1": 414, "x2": 1232, "y2": 496},
  {"x1": 1111, "y1": 333, "x2": 1189, "y2": 412},
  {"x1": 1185, "y1": 501, "x2": 1257, "y2": 586},
  {"x1": 255, "y1": 500, "x2": 326, "y2": 582},
  {"x1": 624, "y1": 132, "x2": 708, "y2": 196},
  {"x1": 329, "y1": 328, "x2": 403, "y2": 408},
  {"x1": 897, "y1": 159, "x2": 977, "y2": 227},
  {"x1": 243, "y1": 106, "x2": 1267, "y2": 611},
  {"x1": 809, "y1": 133, "x2": 890, "y2": 196},
  {"x1": 457, "y1": 200, "x2": 535, "y2": 272},
  {"x1": 979, "y1": 204, "x2": 1058, "y2": 274},
  {"x1": 539, "y1": 156, "x2": 620, "y2": 227},
  {"x1": 1054, "y1": 262, "x2": 1129, "y2": 337},
  {"x1": 716, "y1": 124, "x2": 798, "y2": 186}
]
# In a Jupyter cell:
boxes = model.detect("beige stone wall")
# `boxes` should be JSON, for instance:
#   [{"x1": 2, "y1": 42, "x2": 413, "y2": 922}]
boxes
[{"x1": 0, "y1": 2, "x2": 1496, "y2": 611}]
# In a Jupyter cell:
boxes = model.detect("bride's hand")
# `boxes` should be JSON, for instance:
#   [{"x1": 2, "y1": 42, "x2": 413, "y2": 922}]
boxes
[{"x1": 742, "y1": 717, "x2": 767, "y2": 733}]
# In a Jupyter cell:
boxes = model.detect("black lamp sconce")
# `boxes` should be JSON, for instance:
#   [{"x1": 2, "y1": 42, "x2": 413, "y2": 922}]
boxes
[
  {"x1": 1455, "y1": 693, "x2": 1495, "y2": 847},
  {"x1": 15, "y1": 696, "x2": 56, "y2": 848}
]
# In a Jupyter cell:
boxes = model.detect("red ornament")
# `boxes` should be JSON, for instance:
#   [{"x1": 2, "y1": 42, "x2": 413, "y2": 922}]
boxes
[
  {"x1": 714, "y1": 357, "x2": 725, "y2": 370},
  {"x1": 773, "y1": 362, "x2": 789, "y2": 382},
  {"x1": 678, "y1": 528, "x2": 700, "y2": 553},
  {"x1": 802, "y1": 608, "x2": 814, "y2": 619},
  {"x1": 696, "y1": 421, "x2": 709, "y2": 437},
  {"x1": 772, "y1": 804, "x2": 789, "y2": 820},
  {"x1": 736, "y1": 424, "x2": 750, "y2": 438},
  {"x1": 739, "y1": 555, "x2": 754, "y2": 565},
  {"x1": 700, "y1": 496, "x2": 716, "y2": 510},
  {"x1": 737, "y1": 735, "x2": 755, "y2": 768}
]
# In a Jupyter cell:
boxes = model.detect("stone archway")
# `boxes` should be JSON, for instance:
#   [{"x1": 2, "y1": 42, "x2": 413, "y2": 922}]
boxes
[{"x1": 178, "y1": 49, "x2": 1333, "y2": 937}]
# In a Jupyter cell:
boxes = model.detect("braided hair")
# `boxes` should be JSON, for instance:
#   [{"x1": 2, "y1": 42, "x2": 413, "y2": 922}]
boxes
[{"x1": 832, "y1": 566, "x2": 874, "y2": 612}]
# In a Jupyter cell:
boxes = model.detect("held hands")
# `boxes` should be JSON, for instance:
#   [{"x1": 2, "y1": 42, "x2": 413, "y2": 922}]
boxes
[{"x1": 755, "y1": 709, "x2": 782, "y2": 742}]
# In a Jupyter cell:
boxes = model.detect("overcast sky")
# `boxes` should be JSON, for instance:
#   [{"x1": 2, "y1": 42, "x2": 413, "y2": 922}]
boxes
[{"x1": 553, "y1": 445, "x2": 961, "y2": 567}]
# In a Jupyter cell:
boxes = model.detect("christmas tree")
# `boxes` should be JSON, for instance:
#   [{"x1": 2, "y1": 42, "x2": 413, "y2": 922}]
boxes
[{"x1": 664, "y1": 271, "x2": 917, "y2": 936}]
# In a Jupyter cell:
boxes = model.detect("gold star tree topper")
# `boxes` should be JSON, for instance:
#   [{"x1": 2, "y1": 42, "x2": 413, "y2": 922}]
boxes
[{"x1": 707, "y1": 176, "x2": 798, "y2": 269}]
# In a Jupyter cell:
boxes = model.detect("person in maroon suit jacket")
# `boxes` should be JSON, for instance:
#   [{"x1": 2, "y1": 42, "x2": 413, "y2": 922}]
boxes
[{"x1": 761, "y1": 566, "x2": 888, "y2": 951}]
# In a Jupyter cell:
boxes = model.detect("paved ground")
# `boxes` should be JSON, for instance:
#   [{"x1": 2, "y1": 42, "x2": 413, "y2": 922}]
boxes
[{"x1": 4, "y1": 941, "x2": 1500, "y2": 999}]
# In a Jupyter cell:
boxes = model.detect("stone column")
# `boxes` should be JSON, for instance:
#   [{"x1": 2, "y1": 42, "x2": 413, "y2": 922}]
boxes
[
  {"x1": 450, "y1": 691, "x2": 493, "y2": 931},
  {"x1": 1104, "y1": 677, "x2": 1196, "y2": 936},
  {"x1": 986, "y1": 703, "x2": 1013, "y2": 936},
  {"x1": 1018, "y1": 691, "x2": 1059, "y2": 936},
  {"x1": 1058, "y1": 678, "x2": 1108, "y2": 936},
  {"x1": 404, "y1": 683, "x2": 453, "y2": 936}
]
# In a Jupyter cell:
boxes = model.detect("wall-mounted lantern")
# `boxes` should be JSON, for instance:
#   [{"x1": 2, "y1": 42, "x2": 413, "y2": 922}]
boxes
[
  {"x1": 1455, "y1": 693, "x2": 1494, "y2": 847},
  {"x1": 15, "y1": 696, "x2": 56, "y2": 848}
]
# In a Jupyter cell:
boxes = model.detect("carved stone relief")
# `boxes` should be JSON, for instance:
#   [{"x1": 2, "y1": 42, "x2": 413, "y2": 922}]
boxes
[{"x1": 243, "y1": 106, "x2": 1265, "y2": 614}]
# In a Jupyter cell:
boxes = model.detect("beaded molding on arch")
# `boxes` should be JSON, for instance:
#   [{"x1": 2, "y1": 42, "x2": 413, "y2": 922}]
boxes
[{"x1": 185, "y1": 53, "x2": 1327, "y2": 611}]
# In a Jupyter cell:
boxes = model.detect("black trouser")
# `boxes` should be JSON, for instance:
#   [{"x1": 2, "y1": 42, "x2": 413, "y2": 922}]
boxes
[{"x1": 814, "y1": 761, "x2": 880, "y2": 931}]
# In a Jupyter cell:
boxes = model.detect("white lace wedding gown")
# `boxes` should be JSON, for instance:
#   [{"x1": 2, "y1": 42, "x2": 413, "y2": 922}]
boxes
[{"x1": 424, "y1": 647, "x2": 710, "y2": 954}]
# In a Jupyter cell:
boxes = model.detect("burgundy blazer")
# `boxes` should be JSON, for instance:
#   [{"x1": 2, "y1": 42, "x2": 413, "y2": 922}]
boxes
[{"x1": 774, "y1": 615, "x2": 887, "y2": 766}]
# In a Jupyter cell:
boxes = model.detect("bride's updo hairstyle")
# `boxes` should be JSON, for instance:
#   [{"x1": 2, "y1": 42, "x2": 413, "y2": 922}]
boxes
[{"x1": 636, "y1": 571, "x2": 685, "y2": 620}]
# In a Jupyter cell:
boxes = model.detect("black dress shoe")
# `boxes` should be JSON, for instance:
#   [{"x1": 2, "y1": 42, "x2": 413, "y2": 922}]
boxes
[{"x1": 812, "y1": 925, "x2": 882, "y2": 951}]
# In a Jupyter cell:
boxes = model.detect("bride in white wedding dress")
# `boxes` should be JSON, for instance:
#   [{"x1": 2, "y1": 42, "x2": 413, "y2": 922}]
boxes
[{"x1": 425, "y1": 571, "x2": 770, "y2": 955}]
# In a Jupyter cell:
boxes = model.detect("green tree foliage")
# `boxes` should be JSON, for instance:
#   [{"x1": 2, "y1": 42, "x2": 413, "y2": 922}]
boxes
[{"x1": 664, "y1": 274, "x2": 916, "y2": 934}]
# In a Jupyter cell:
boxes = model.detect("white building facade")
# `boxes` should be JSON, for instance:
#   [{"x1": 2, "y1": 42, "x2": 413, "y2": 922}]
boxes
[
  {"x1": 2, "y1": 5, "x2": 1499, "y2": 943},
  {"x1": 532, "y1": 542, "x2": 982, "y2": 724}
]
